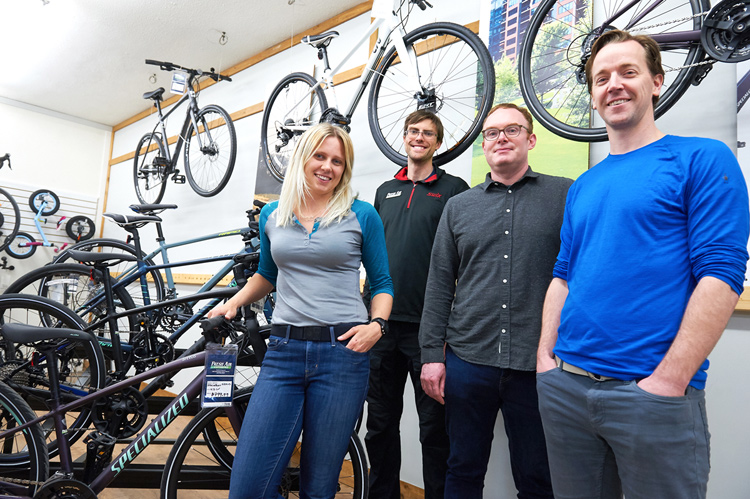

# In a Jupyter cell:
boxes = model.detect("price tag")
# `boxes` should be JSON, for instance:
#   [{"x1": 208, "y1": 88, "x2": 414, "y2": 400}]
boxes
[
  {"x1": 202, "y1": 343, "x2": 238, "y2": 407},
  {"x1": 171, "y1": 72, "x2": 187, "y2": 94}
]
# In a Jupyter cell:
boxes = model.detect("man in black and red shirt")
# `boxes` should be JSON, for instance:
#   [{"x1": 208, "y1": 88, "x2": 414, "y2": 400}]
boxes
[{"x1": 366, "y1": 110, "x2": 468, "y2": 499}]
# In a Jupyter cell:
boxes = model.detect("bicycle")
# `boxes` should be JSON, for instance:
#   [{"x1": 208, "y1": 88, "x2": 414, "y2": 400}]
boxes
[
  {"x1": 134, "y1": 60, "x2": 237, "y2": 204},
  {"x1": 5, "y1": 190, "x2": 96, "y2": 260},
  {"x1": 261, "y1": 0, "x2": 495, "y2": 181},
  {"x1": 517, "y1": 0, "x2": 750, "y2": 142},
  {"x1": 0, "y1": 154, "x2": 21, "y2": 253},
  {"x1": 0, "y1": 316, "x2": 368, "y2": 499}
]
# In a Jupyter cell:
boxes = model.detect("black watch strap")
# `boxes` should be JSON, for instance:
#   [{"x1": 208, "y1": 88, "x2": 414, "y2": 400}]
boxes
[{"x1": 369, "y1": 317, "x2": 388, "y2": 335}]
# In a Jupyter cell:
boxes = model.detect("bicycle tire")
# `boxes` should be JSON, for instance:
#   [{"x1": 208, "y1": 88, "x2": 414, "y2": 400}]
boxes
[
  {"x1": 5, "y1": 232, "x2": 36, "y2": 259},
  {"x1": 0, "y1": 294, "x2": 106, "y2": 460},
  {"x1": 0, "y1": 380, "x2": 49, "y2": 494},
  {"x1": 28, "y1": 189, "x2": 60, "y2": 216},
  {"x1": 3, "y1": 262, "x2": 138, "y2": 333},
  {"x1": 368, "y1": 22, "x2": 495, "y2": 167},
  {"x1": 161, "y1": 387, "x2": 368, "y2": 499},
  {"x1": 0, "y1": 187, "x2": 21, "y2": 253},
  {"x1": 53, "y1": 238, "x2": 166, "y2": 305},
  {"x1": 518, "y1": 0, "x2": 707, "y2": 142},
  {"x1": 260, "y1": 72, "x2": 329, "y2": 182},
  {"x1": 65, "y1": 215, "x2": 96, "y2": 242},
  {"x1": 184, "y1": 105, "x2": 237, "y2": 197},
  {"x1": 134, "y1": 132, "x2": 169, "y2": 204}
]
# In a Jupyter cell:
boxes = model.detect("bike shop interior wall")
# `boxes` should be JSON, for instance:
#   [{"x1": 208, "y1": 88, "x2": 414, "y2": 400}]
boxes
[
  {"x1": 93, "y1": 2, "x2": 749, "y2": 498},
  {"x1": 0, "y1": 97, "x2": 111, "y2": 288}
]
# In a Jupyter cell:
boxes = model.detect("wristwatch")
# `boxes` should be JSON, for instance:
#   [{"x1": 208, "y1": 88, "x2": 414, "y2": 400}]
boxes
[{"x1": 369, "y1": 317, "x2": 388, "y2": 336}]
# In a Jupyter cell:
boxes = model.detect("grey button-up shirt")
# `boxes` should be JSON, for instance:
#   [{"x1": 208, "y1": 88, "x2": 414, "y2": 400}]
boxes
[{"x1": 420, "y1": 168, "x2": 572, "y2": 371}]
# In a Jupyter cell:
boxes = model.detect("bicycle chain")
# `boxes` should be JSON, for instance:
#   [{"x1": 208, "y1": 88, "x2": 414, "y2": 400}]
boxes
[{"x1": 0, "y1": 476, "x2": 44, "y2": 487}]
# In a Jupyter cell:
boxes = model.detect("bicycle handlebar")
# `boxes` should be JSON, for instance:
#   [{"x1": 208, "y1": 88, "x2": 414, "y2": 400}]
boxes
[
  {"x1": 145, "y1": 59, "x2": 232, "y2": 83},
  {"x1": 0, "y1": 153, "x2": 10, "y2": 170},
  {"x1": 410, "y1": 0, "x2": 433, "y2": 10}
]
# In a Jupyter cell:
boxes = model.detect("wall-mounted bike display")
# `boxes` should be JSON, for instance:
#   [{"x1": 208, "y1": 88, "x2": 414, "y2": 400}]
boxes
[
  {"x1": 518, "y1": 0, "x2": 750, "y2": 142},
  {"x1": 260, "y1": 0, "x2": 495, "y2": 181},
  {"x1": 4, "y1": 189, "x2": 96, "y2": 259},
  {"x1": 133, "y1": 60, "x2": 237, "y2": 204}
]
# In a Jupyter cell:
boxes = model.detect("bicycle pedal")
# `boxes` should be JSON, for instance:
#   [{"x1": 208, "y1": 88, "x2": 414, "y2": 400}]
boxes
[
  {"x1": 172, "y1": 174, "x2": 186, "y2": 184},
  {"x1": 153, "y1": 156, "x2": 169, "y2": 167}
]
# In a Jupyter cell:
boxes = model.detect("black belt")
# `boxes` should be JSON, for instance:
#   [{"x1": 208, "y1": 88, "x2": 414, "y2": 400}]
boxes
[{"x1": 271, "y1": 323, "x2": 361, "y2": 342}]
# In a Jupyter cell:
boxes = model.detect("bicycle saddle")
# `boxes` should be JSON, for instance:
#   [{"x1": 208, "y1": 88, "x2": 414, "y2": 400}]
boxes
[
  {"x1": 104, "y1": 212, "x2": 162, "y2": 227},
  {"x1": 302, "y1": 31, "x2": 339, "y2": 49},
  {"x1": 130, "y1": 203, "x2": 178, "y2": 215},
  {"x1": 1, "y1": 322, "x2": 97, "y2": 344},
  {"x1": 66, "y1": 249, "x2": 138, "y2": 265},
  {"x1": 142, "y1": 87, "x2": 165, "y2": 101}
]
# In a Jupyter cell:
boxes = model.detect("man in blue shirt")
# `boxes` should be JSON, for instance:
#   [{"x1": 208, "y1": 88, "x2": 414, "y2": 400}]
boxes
[{"x1": 536, "y1": 30, "x2": 750, "y2": 498}]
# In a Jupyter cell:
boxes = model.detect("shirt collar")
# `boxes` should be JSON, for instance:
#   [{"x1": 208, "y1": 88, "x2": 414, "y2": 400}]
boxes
[
  {"x1": 394, "y1": 166, "x2": 439, "y2": 184},
  {"x1": 481, "y1": 166, "x2": 538, "y2": 191}
]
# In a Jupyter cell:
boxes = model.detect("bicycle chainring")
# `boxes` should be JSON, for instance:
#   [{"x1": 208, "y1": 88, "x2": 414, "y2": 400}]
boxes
[
  {"x1": 91, "y1": 386, "x2": 148, "y2": 438},
  {"x1": 33, "y1": 478, "x2": 97, "y2": 499},
  {"x1": 702, "y1": 0, "x2": 750, "y2": 62},
  {"x1": 158, "y1": 302, "x2": 194, "y2": 332},
  {"x1": 132, "y1": 331, "x2": 175, "y2": 373}
]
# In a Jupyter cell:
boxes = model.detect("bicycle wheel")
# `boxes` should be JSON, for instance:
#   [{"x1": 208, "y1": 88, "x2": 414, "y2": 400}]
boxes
[
  {"x1": 5, "y1": 232, "x2": 36, "y2": 259},
  {"x1": 161, "y1": 387, "x2": 368, "y2": 499},
  {"x1": 0, "y1": 294, "x2": 106, "y2": 459},
  {"x1": 134, "y1": 133, "x2": 169, "y2": 204},
  {"x1": 53, "y1": 238, "x2": 166, "y2": 305},
  {"x1": 518, "y1": 0, "x2": 707, "y2": 142},
  {"x1": 260, "y1": 72, "x2": 329, "y2": 182},
  {"x1": 0, "y1": 187, "x2": 21, "y2": 253},
  {"x1": 368, "y1": 22, "x2": 495, "y2": 167},
  {"x1": 65, "y1": 215, "x2": 96, "y2": 241},
  {"x1": 0, "y1": 381, "x2": 48, "y2": 494},
  {"x1": 3, "y1": 263, "x2": 138, "y2": 332},
  {"x1": 28, "y1": 189, "x2": 60, "y2": 216},
  {"x1": 184, "y1": 105, "x2": 237, "y2": 197}
]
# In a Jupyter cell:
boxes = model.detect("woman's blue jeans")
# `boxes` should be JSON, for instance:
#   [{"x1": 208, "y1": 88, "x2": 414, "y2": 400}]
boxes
[{"x1": 228, "y1": 334, "x2": 370, "y2": 499}]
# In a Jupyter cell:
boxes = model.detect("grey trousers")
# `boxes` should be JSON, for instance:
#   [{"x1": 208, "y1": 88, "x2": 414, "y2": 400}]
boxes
[{"x1": 536, "y1": 367, "x2": 710, "y2": 499}]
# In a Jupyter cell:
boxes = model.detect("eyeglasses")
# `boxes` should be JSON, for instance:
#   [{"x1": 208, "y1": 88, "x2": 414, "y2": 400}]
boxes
[
  {"x1": 404, "y1": 128, "x2": 437, "y2": 139},
  {"x1": 482, "y1": 124, "x2": 530, "y2": 141}
]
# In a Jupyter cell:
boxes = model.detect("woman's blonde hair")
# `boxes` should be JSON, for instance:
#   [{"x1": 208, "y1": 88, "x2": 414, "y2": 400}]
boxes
[{"x1": 276, "y1": 123, "x2": 355, "y2": 227}]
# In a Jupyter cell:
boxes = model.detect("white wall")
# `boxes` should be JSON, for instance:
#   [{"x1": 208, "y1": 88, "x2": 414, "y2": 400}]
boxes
[{"x1": 0, "y1": 98, "x2": 111, "y2": 289}]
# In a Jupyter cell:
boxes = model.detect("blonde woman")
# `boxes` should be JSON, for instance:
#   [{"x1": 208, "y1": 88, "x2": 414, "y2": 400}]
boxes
[{"x1": 210, "y1": 123, "x2": 393, "y2": 498}]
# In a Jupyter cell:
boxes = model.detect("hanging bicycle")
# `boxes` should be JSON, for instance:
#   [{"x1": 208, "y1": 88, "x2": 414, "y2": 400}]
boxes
[
  {"x1": 518, "y1": 0, "x2": 750, "y2": 142},
  {"x1": 134, "y1": 60, "x2": 237, "y2": 204},
  {"x1": 0, "y1": 154, "x2": 21, "y2": 253},
  {"x1": 260, "y1": 0, "x2": 495, "y2": 181}
]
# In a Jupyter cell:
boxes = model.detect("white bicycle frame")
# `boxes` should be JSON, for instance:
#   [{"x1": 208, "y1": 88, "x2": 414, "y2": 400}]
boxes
[{"x1": 285, "y1": 0, "x2": 423, "y2": 130}]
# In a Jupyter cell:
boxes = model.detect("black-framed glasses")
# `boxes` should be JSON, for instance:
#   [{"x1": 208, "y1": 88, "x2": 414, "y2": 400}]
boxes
[
  {"x1": 482, "y1": 124, "x2": 530, "y2": 141},
  {"x1": 404, "y1": 128, "x2": 437, "y2": 139}
]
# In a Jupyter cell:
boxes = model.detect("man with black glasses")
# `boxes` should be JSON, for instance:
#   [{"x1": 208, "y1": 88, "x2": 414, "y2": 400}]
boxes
[
  {"x1": 365, "y1": 110, "x2": 468, "y2": 499},
  {"x1": 420, "y1": 103, "x2": 572, "y2": 498}
]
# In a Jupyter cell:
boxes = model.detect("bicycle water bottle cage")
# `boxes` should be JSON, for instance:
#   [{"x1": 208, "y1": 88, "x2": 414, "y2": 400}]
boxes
[
  {"x1": 142, "y1": 87, "x2": 165, "y2": 102},
  {"x1": 153, "y1": 156, "x2": 169, "y2": 167}
]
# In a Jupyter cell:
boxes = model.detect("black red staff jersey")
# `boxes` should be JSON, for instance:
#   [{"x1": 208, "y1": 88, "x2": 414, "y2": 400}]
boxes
[{"x1": 373, "y1": 166, "x2": 469, "y2": 322}]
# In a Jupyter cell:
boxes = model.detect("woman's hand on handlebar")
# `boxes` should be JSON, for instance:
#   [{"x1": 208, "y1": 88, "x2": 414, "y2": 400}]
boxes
[{"x1": 207, "y1": 302, "x2": 238, "y2": 320}]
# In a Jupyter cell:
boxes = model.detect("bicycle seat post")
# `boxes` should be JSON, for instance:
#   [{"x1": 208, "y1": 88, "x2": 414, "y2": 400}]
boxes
[{"x1": 94, "y1": 262, "x2": 127, "y2": 380}]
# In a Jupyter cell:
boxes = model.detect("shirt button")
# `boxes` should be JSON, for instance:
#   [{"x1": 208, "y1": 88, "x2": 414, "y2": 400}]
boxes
[
  {"x1": 505, "y1": 230, "x2": 509, "y2": 235},
  {"x1": 502, "y1": 304, "x2": 507, "y2": 309},
  {"x1": 501, "y1": 329, "x2": 506, "y2": 333},
  {"x1": 506, "y1": 208, "x2": 510, "y2": 213},
  {"x1": 508, "y1": 189, "x2": 512, "y2": 193},
  {"x1": 503, "y1": 279, "x2": 507, "y2": 283},
  {"x1": 504, "y1": 255, "x2": 508, "y2": 259}
]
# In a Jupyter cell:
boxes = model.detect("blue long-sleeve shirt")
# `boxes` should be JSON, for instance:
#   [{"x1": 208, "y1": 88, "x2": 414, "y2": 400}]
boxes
[{"x1": 554, "y1": 135, "x2": 750, "y2": 389}]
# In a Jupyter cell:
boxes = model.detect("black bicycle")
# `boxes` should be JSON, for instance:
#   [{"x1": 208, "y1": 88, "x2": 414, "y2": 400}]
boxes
[
  {"x1": 0, "y1": 154, "x2": 21, "y2": 253},
  {"x1": 134, "y1": 60, "x2": 237, "y2": 203},
  {"x1": 518, "y1": 0, "x2": 750, "y2": 141}
]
